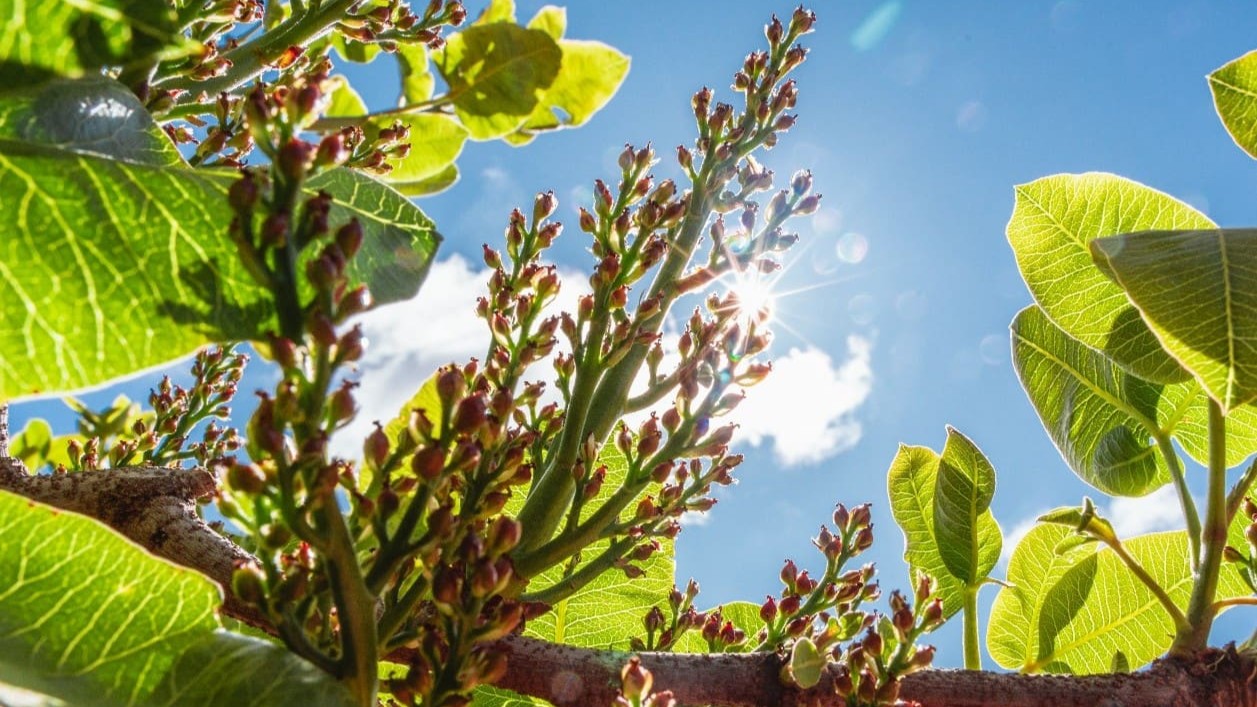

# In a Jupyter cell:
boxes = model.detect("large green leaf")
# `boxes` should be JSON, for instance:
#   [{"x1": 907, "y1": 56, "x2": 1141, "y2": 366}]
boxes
[
  {"x1": 0, "y1": 0, "x2": 185, "y2": 88},
  {"x1": 1014, "y1": 305, "x2": 1257, "y2": 490},
  {"x1": 0, "y1": 488, "x2": 219, "y2": 705},
  {"x1": 1012, "y1": 305, "x2": 1180, "y2": 496},
  {"x1": 0, "y1": 488, "x2": 356, "y2": 706},
  {"x1": 1208, "y1": 50, "x2": 1257, "y2": 159},
  {"x1": 1007, "y1": 173, "x2": 1214, "y2": 384},
  {"x1": 887, "y1": 440, "x2": 1000, "y2": 621},
  {"x1": 1091, "y1": 229, "x2": 1257, "y2": 413},
  {"x1": 498, "y1": 7, "x2": 629, "y2": 146},
  {"x1": 932, "y1": 427, "x2": 1001, "y2": 584},
  {"x1": 0, "y1": 79, "x2": 438, "y2": 400},
  {"x1": 988, "y1": 523, "x2": 1251, "y2": 674},
  {"x1": 434, "y1": 23, "x2": 562, "y2": 140}
]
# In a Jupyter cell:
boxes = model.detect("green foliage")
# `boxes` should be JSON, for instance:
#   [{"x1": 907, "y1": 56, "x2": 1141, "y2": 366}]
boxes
[
  {"x1": 976, "y1": 43, "x2": 1257, "y2": 678},
  {"x1": 0, "y1": 0, "x2": 187, "y2": 89},
  {"x1": 434, "y1": 22, "x2": 563, "y2": 140},
  {"x1": 1092, "y1": 228, "x2": 1257, "y2": 413},
  {"x1": 1208, "y1": 50, "x2": 1257, "y2": 158},
  {"x1": 887, "y1": 431, "x2": 1001, "y2": 622},
  {"x1": 1006, "y1": 173, "x2": 1212, "y2": 384},
  {"x1": 0, "y1": 489, "x2": 352, "y2": 706},
  {"x1": 0, "y1": 79, "x2": 437, "y2": 401},
  {"x1": 988, "y1": 524, "x2": 1250, "y2": 674}
]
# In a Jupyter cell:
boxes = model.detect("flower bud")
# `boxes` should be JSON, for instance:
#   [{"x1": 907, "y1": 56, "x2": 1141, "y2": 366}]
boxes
[
  {"x1": 228, "y1": 461, "x2": 268, "y2": 494},
  {"x1": 231, "y1": 564, "x2": 267, "y2": 605},
  {"x1": 276, "y1": 138, "x2": 313, "y2": 182},
  {"x1": 534, "y1": 190, "x2": 557, "y2": 223}
]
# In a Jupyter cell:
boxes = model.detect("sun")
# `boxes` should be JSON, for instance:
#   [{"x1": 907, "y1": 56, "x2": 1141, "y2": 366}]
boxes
[{"x1": 725, "y1": 271, "x2": 778, "y2": 325}]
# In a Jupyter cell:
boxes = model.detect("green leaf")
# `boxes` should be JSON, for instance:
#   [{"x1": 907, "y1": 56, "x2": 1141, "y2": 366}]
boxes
[
  {"x1": 989, "y1": 523, "x2": 1251, "y2": 674},
  {"x1": 0, "y1": 488, "x2": 356, "y2": 706},
  {"x1": 434, "y1": 23, "x2": 562, "y2": 140},
  {"x1": 1208, "y1": 50, "x2": 1257, "y2": 159},
  {"x1": 523, "y1": 445, "x2": 673, "y2": 649},
  {"x1": 474, "y1": 0, "x2": 516, "y2": 24},
  {"x1": 1007, "y1": 173, "x2": 1214, "y2": 384},
  {"x1": 1014, "y1": 305, "x2": 1257, "y2": 486},
  {"x1": 526, "y1": 6, "x2": 566, "y2": 39},
  {"x1": 304, "y1": 169, "x2": 439, "y2": 305},
  {"x1": 887, "y1": 440, "x2": 1000, "y2": 621},
  {"x1": 146, "y1": 631, "x2": 354, "y2": 707},
  {"x1": 0, "y1": 487, "x2": 219, "y2": 705},
  {"x1": 393, "y1": 164, "x2": 460, "y2": 197},
  {"x1": 9, "y1": 418, "x2": 52, "y2": 466},
  {"x1": 1012, "y1": 305, "x2": 1181, "y2": 496},
  {"x1": 0, "y1": 79, "x2": 439, "y2": 400},
  {"x1": 396, "y1": 44, "x2": 435, "y2": 105},
  {"x1": 1091, "y1": 228, "x2": 1257, "y2": 413},
  {"x1": 932, "y1": 427, "x2": 1002, "y2": 585},
  {"x1": 0, "y1": 0, "x2": 185, "y2": 88},
  {"x1": 378, "y1": 114, "x2": 469, "y2": 187},
  {"x1": 670, "y1": 600, "x2": 764, "y2": 653},
  {"x1": 0, "y1": 78, "x2": 184, "y2": 166},
  {"x1": 326, "y1": 76, "x2": 367, "y2": 118},
  {"x1": 331, "y1": 34, "x2": 381, "y2": 64},
  {"x1": 508, "y1": 39, "x2": 630, "y2": 144}
]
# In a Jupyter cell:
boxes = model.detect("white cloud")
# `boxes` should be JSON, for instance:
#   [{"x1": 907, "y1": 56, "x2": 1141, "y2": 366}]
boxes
[
  {"x1": 727, "y1": 336, "x2": 874, "y2": 466},
  {"x1": 1107, "y1": 485, "x2": 1186, "y2": 538}
]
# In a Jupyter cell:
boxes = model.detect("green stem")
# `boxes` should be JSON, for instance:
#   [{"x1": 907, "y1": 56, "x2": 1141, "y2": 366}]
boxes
[
  {"x1": 1156, "y1": 435, "x2": 1201, "y2": 570},
  {"x1": 514, "y1": 315, "x2": 610, "y2": 552},
  {"x1": 154, "y1": 0, "x2": 356, "y2": 111},
  {"x1": 519, "y1": 537, "x2": 636, "y2": 606},
  {"x1": 318, "y1": 501, "x2": 379, "y2": 705},
  {"x1": 1107, "y1": 540, "x2": 1191, "y2": 633},
  {"x1": 1173, "y1": 397, "x2": 1229, "y2": 655},
  {"x1": 961, "y1": 585, "x2": 980, "y2": 670}
]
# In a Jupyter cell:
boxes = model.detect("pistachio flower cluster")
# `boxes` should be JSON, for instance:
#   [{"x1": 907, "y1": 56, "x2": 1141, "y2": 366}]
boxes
[
  {"x1": 60, "y1": 346, "x2": 244, "y2": 471},
  {"x1": 153, "y1": 1, "x2": 465, "y2": 169}
]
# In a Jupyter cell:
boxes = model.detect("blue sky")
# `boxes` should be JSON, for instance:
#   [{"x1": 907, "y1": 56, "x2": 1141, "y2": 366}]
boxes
[{"x1": 12, "y1": 0, "x2": 1257, "y2": 669}]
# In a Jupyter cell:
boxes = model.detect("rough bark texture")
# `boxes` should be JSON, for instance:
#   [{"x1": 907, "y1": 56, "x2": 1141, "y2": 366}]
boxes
[{"x1": 2, "y1": 458, "x2": 1255, "y2": 707}]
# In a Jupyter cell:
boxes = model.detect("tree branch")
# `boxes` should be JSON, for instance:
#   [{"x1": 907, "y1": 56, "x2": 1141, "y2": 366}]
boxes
[{"x1": 3, "y1": 461, "x2": 1256, "y2": 707}]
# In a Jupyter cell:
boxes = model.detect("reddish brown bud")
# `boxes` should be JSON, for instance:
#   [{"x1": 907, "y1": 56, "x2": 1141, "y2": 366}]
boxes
[
  {"x1": 411, "y1": 445, "x2": 445, "y2": 479},
  {"x1": 228, "y1": 462, "x2": 268, "y2": 494}
]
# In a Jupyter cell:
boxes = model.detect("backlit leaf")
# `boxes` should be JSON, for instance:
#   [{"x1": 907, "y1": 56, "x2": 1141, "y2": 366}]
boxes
[
  {"x1": 1007, "y1": 173, "x2": 1213, "y2": 384},
  {"x1": 434, "y1": 23, "x2": 562, "y2": 140},
  {"x1": 887, "y1": 440, "x2": 1000, "y2": 620},
  {"x1": 1208, "y1": 50, "x2": 1257, "y2": 159},
  {"x1": 0, "y1": 0, "x2": 186, "y2": 88},
  {"x1": 988, "y1": 523, "x2": 1251, "y2": 674},
  {"x1": 0, "y1": 489, "x2": 218, "y2": 705},
  {"x1": 1091, "y1": 228, "x2": 1257, "y2": 413},
  {"x1": 932, "y1": 427, "x2": 1002, "y2": 585},
  {"x1": 0, "y1": 80, "x2": 438, "y2": 400},
  {"x1": 523, "y1": 445, "x2": 673, "y2": 649}
]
